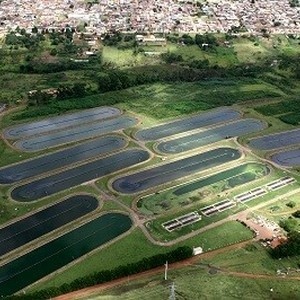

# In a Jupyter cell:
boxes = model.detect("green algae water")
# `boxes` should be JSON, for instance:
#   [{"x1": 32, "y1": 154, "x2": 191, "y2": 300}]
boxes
[{"x1": 0, "y1": 213, "x2": 132, "y2": 296}]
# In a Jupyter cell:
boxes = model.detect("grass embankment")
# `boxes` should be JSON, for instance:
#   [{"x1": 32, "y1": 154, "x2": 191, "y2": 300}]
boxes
[
  {"x1": 92, "y1": 265, "x2": 300, "y2": 300},
  {"x1": 78, "y1": 242, "x2": 300, "y2": 300},
  {"x1": 29, "y1": 221, "x2": 253, "y2": 292}
]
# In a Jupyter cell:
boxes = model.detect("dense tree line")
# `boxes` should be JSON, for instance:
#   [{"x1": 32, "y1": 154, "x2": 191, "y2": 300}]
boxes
[
  {"x1": 97, "y1": 61, "x2": 273, "y2": 94},
  {"x1": 6, "y1": 246, "x2": 192, "y2": 300},
  {"x1": 27, "y1": 83, "x2": 89, "y2": 106},
  {"x1": 5, "y1": 31, "x2": 45, "y2": 50},
  {"x1": 19, "y1": 56, "x2": 101, "y2": 74}
]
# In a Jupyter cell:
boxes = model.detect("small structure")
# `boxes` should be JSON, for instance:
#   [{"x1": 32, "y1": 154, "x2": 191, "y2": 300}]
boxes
[
  {"x1": 193, "y1": 246, "x2": 203, "y2": 255},
  {"x1": 136, "y1": 34, "x2": 166, "y2": 46}
]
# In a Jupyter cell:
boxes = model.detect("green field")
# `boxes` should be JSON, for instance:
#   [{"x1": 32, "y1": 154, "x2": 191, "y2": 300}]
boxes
[
  {"x1": 88, "y1": 267, "x2": 300, "y2": 300},
  {"x1": 255, "y1": 98, "x2": 300, "y2": 125},
  {"x1": 80, "y1": 242, "x2": 300, "y2": 300},
  {"x1": 1, "y1": 32, "x2": 300, "y2": 298}
]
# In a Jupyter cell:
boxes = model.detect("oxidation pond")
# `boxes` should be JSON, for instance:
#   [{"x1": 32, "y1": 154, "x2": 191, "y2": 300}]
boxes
[
  {"x1": 135, "y1": 107, "x2": 241, "y2": 141},
  {"x1": 3, "y1": 107, "x2": 121, "y2": 140},
  {"x1": 0, "y1": 135, "x2": 126, "y2": 184},
  {"x1": 112, "y1": 147, "x2": 241, "y2": 194},
  {"x1": 11, "y1": 149, "x2": 150, "y2": 202},
  {"x1": 271, "y1": 149, "x2": 300, "y2": 167},
  {"x1": 14, "y1": 115, "x2": 138, "y2": 152},
  {"x1": 0, "y1": 195, "x2": 98, "y2": 257},
  {"x1": 157, "y1": 118, "x2": 266, "y2": 154},
  {"x1": 174, "y1": 163, "x2": 270, "y2": 196},
  {"x1": 0, "y1": 213, "x2": 132, "y2": 296},
  {"x1": 249, "y1": 128, "x2": 300, "y2": 150}
]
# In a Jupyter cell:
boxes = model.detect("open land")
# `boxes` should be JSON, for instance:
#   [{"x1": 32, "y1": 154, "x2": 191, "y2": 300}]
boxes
[{"x1": 0, "y1": 26, "x2": 300, "y2": 300}]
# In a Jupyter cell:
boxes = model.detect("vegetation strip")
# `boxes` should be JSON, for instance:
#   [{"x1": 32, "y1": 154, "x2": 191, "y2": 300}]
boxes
[
  {"x1": 13, "y1": 115, "x2": 137, "y2": 152},
  {"x1": 0, "y1": 213, "x2": 132, "y2": 296},
  {"x1": 0, "y1": 195, "x2": 98, "y2": 257},
  {"x1": 11, "y1": 148, "x2": 150, "y2": 202},
  {"x1": 3, "y1": 107, "x2": 121, "y2": 140},
  {"x1": 0, "y1": 135, "x2": 127, "y2": 184},
  {"x1": 112, "y1": 147, "x2": 241, "y2": 194},
  {"x1": 135, "y1": 107, "x2": 240, "y2": 141},
  {"x1": 156, "y1": 118, "x2": 266, "y2": 154}
]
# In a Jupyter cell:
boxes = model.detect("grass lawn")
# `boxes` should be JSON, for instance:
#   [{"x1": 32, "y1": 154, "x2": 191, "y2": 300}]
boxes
[
  {"x1": 79, "y1": 241, "x2": 300, "y2": 300},
  {"x1": 204, "y1": 242, "x2": 300, "y2": 276},
  {"x1": 91, "y1": 267, "x2": 300, "y2": 300},
  {"x1": 102, "y1": 46, "x2": 160, "y2": 68},
  {"x1": 29, "y1": 221, "x2": 253, "y2": 292}
]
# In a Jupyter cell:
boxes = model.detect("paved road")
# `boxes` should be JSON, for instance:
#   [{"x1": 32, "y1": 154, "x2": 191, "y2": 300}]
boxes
[{"x1": 3, "y1": 107, "x2": 121, "y2": 140}]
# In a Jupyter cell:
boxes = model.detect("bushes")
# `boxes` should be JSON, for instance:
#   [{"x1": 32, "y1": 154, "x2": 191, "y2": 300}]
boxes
[
  {"x1": 279, "y1": 217, "x2": 297, "y2": 232},
  {"x1": 270, "y1": 231, "x2": 300, "y2": 258},
  {"x1": 292, "y1": 210, "x2": 300, "y2": 218},
  {"x1": 7, "y1": 246, "x2": 192, "y2": 300}
]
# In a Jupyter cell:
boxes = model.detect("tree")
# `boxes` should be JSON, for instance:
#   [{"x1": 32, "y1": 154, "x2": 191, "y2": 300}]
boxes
[
  {"x1": 279, "y1": 217, "x2": 297, "y2": 232},
  {"x1": 180, "y1": 34, "x2": 194, "y2": 45},
  {"x1": 271, "y1": 231, "x2": 300, "y2": 258},
  {"x1": 292, "y1": 210, "x2": 300, "y2": 218},
  {"x1": 32, "y1": 26, "x2": 38, "y2": 34},
  {"x1": 286, "y1": 201, "x2": 296, "y2": 208}
]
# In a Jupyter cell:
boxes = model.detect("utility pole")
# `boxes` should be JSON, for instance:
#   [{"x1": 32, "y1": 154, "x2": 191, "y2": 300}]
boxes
[
  {"x1": 169, "y1": 282, "x2": 175, "y2": 300},
  {"x1": 164, "y1": 261, "x2": 168, "y2": 280}
]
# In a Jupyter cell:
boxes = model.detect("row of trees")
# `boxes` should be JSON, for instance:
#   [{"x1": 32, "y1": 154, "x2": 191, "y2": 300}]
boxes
[
  {"x1": 7, "y1": 246, "x2": 193, "y2": 300},
  {"x1": 20, "y1": 54, "x2": 101, "y2": 74}
]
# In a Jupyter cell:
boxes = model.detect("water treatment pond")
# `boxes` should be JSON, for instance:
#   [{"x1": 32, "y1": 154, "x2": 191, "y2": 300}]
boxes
[{"x1": 0, "y1": 213, "x2": 132, "y2": 296}]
